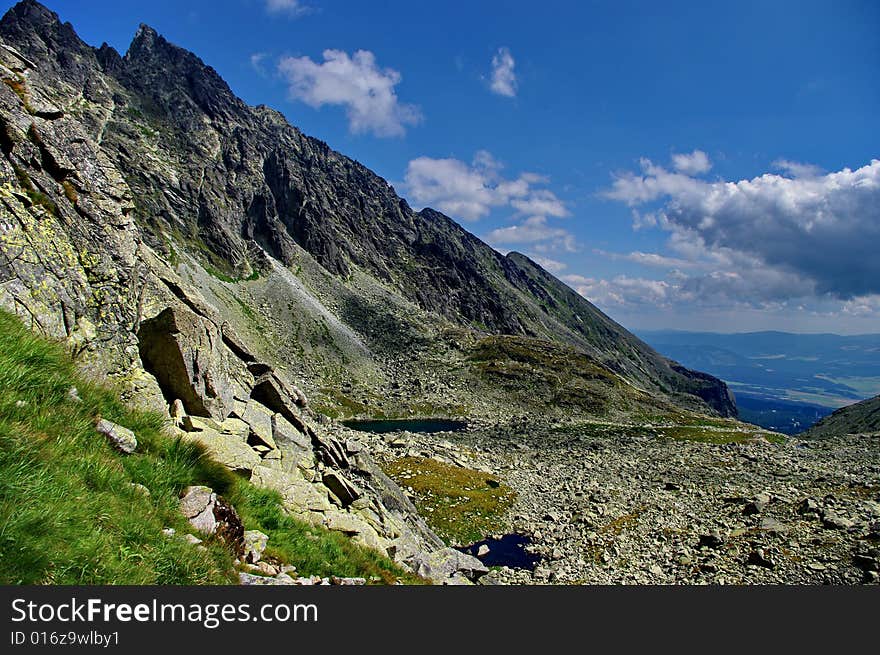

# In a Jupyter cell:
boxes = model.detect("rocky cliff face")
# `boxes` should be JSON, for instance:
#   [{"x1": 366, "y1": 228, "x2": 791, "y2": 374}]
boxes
[{"x1": 0, "y1": 0, "x2": 734, "y2": 424}]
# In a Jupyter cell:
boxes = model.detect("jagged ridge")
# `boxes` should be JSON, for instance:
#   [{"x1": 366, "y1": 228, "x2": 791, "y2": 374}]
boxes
[{"x1": 0, "y1": 0, "x2": 734, "y2": 418}]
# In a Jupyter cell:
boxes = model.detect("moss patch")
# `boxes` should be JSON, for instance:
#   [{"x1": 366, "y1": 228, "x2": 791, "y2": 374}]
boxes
[
  {"x1": 656, "y1": 425, "x2": 786, "y2": 445},
  {"x1": 3, "y1": 77, "x2": 34, "y2": 114},
  {"x1": 382, "y1": 456, "x2": 515, "y2": 545}
]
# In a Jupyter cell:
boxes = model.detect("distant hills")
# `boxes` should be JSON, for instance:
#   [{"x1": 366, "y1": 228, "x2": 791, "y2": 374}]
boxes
[{"x1": 638, "y1": 330, "x2": 880, "y2": 434}]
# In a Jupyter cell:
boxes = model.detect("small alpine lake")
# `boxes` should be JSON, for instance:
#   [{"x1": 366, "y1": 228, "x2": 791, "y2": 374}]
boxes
[{"x1": 458, "y1": 534, "x2": 541, "y2": 571}]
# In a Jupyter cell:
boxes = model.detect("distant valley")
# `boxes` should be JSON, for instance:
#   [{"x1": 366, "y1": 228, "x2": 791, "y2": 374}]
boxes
[{"x1": 639, "y1": 330, "x2": 880, "y2": 434}]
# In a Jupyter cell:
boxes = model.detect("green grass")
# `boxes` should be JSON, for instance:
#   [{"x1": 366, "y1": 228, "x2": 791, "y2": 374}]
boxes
[
  {"x1": 655, "y1": 425, "x2": 786, "y2": 445},
  {"x1": 0, "y1": 309, "x2": 419, "y2": 584},
  {"x1": 382, "y1": 456, "x2": 515, "y2": 545},
  {"x1": 233, "y1": 485, "x2": 423, "y2": 584}
]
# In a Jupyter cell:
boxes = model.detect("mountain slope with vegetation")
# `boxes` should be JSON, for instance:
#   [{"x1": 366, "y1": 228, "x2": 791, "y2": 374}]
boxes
[
  {"x1": 802, "y1": 395, "x2": 880, "y2": 439},
  {"x1": 0, "y1": 308, "x2": 418, "y2": 584},
  {"x1": 0, "y1": 0, "x2": 734, "y2": 423}
]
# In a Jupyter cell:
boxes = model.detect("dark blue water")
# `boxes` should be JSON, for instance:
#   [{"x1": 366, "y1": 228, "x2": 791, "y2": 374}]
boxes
[
  {"x1": 459, "y1": 534, "x2": 540, "y2": 570},
  {"x1": 342, "y1": 419, "x2": 468, "y2": 434}
]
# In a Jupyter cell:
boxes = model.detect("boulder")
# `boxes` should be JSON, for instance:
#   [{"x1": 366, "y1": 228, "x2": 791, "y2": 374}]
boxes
[
  {"x1": 272, "y1": 413, "x2": 315, "y2": 473},
  {"x1": 248, "y1": 364, "x2": 308, "y2": 416},
  {"x1": 238, "y1": 572, "x2": 295, "y2": 586},
  {"x1": 698, "y1": 531, "x2": 724, "y2": 549},
  {"x1": 170, "y1": 398, "x2": 186, "y2": 420},
  {"x1": 323, "y1": 511, "x2": 385, "y2": 551},
  {"x1": 95, "y1": 418, "x2": 137, "y2": 454},
  {"x1": 179, "y1": 485, "x2": 244, "y2": 556},
  {"x1": 747, "y1": 549, "x2": 775, "y2": 569},
  {"x1": 243, "y1": 530, "x2": 269, "y2": 563},
  {"x1": 137, "y1": 306, "x2": 253, "y2": 420},
  {"x1": 314, "y1": 433, "x2": 350, "y2": 470},
  {"x1": 239, "y1": 401, "x2": 278, "y2": 451},
  {"x1": 822, "y1": 511, "x2": 855, "y2": 530},
  {"x1": 272, "y1": 412, "x2": 312, "y2": 451},
  {"x1": 798, "y1": 498, "x2": 821, "y2": 515},
  {"x1": 178, "y1": 426, "x2": 260, "y2": 474},
  {"x1": 250, "y1": 465, "x2": 332, "y2": 516},
  {"x1": 180, "y1": 486, "x2": 217, "y2": 534},
  {"x1": 407, "y1": 547, "x2": 489, "y2": 584},
  {"x1": 322, "y1": 470, "x2": 362, "y2": 507}
]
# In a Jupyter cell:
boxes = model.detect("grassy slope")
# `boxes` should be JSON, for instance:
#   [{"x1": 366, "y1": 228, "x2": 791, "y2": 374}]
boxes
[
  {"x1": 0, "y1": 310, "x2": 419, "y2": 584},
  {"x1": 802, "y1": 394, "x2": 880, "y2": 438}
]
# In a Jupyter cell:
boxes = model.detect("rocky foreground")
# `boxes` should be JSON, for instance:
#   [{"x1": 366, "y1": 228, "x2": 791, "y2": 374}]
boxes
[{"x1": 357, "y1": 423, "x2": 880, "y2": 584}]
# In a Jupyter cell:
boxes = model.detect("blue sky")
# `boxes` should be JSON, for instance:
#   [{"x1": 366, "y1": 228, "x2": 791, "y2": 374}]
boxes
[{"x1": 8, "y1": 0, "x2": 879, "y2": 333}]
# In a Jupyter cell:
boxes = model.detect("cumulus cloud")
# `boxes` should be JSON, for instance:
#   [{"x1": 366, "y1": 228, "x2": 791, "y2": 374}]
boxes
[
  {"x1": 562, "y1": 262, "x2": 816, "y2": 313},
  {"x1": 404, "y1": 152, "x2": 566, "y2": 222},
  {"x1": 528, "y1": 255, "x2": 567, "y2": 274},
  {"x1": 671, "y1": 150, "x2": 711, "y2": 175},
  {"x1": 562, "y1": 274, "x2": 672, "y2": 308},
  {"x1": 842, "y1": 294, "x2": 880, "y2": 317},
  {"x1": 489, "y1": 47, "x2": 517, "y2": 97},
  {"x1": 487, "y1": 216, "x2": 577, "y2": 252},
  {"x1": 511, "y1": 189, "x2": 570, "y2": 218},
  {"x1": 604, "y1": 157, "x2": 880, "y2": 298},
  {"x1": 265, "y1": 0, "x2": 310, "y2": 16},
  {"x1": 278, "y1": 49, "x2": 422, "y2": 137},
  {"x1": 773, "y1": 159, "x2": 824, "y2": 178},
  {"x1": 595, "y1": 249, "x2": 699, "y2": 270}
]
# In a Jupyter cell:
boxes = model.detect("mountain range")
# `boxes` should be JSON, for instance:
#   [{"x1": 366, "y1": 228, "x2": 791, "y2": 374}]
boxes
[
  {"x1": 639, "y1": 329, "x2": 880, "y2": 433},
  {"x1": 0, "y1": 0, "x2": 735, "y2": 425},
  {"x1": 2, "y1": 1, "x2": 879, "y2": 589}
]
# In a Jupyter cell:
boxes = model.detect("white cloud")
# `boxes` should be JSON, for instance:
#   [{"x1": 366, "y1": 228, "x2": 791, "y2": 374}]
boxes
[
  {"x1": 562, "y1": 274, "x2": 672, "y2": 308},
  {"x1": 596, "y1": 249, "x2": 699, "y2": 270},
  {"x1": 842, "y1": 294, "x2": 880, "y2": 317},
  {"x1": 561, "y1": 264, "x2": 817, "y2": 313},
  {"x1": 404, "y1": 152, "x2": 566, "y2": 222},
  {"x1": 773, "y1": 159, "x2": 823, "y2": 178},
  {"x1": 278, "y1": 49, "x2": 422, "y2": 137},
  {"x1": 472, "y1": 149, "x2": 503, "y2": 173},
  {"x1": 486, "y1": 216, "x2": 577, "y2": 252},
  {"x1": 604, "y1": 156, "x2": 880, "y2": 298},
  {"x1": 489, "y1": 47, "x2": 517, "y2": 97},
  {"x1": 249, "y1": 52, "x2": 267, "y2": 73},
  {"x1": 405, "y1": 156, "x2": 501, "y2": 220},
  {"x1": 265, "y1": 0, "x2": 309, "y2": 16},
  {"x1": 528, "y1": 255, "x2": 567, "y2": 274},
  {"x1": 511, "y1": 189, "x2": 570, "y2": 218},
  {"x1": 671, "y1": 150, "x2": 711, "y2": 175}
]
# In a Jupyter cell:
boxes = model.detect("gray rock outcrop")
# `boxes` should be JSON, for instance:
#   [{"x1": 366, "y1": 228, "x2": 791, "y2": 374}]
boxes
[{"x1": 95, "y1": 418, "x2": 137, "y2": 454}]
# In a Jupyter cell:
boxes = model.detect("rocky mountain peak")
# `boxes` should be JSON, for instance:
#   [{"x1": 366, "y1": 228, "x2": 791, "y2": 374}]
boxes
[
  {"x1": 121, "y1": 21, "x2": 243, "y2": 121},
  {"x1": 0, "y1": 0, "x2": 93, "y2": 76},
  {"x1": 130, "y1": 23, "x2": 159, "y2": 49},
  {"x1": 0, "y1": 0, "x2": 737, "y2": 420},
  {"x1": 3, "y1": 0, "x2": 57, "y2": 27}
]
